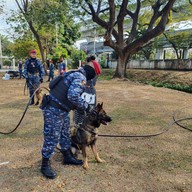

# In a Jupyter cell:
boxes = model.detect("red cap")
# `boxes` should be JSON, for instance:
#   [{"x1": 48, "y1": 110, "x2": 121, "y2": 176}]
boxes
[
  {"x1": 29, "y1": 50, "x2": 37, "y2": 54},
  {"x1": 92, "y1": 60, "x2": 101, "y2": 75}
]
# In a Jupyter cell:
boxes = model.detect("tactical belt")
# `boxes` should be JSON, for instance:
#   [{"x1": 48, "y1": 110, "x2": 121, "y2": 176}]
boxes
[
  {"x1": 48, "y1": 99, "x2": 69, "y2": 112},
  {"x1": 28, "y1": 73, "x2": 38, "y2": 77}
]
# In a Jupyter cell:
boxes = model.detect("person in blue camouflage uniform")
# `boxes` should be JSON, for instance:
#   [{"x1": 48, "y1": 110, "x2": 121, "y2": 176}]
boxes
[
  {"x1": 40, "y1": 63, "x2": 100, "y2": 179},
  {"x1": 18, "y1": 61, "x2": 23, "y2": 79},
  {"x1": 23, "y1": 50, "x2": 45, "y2": 105},
  {"x1": 47, "y1": 59, "x2": 54, "y2": 82},
  {"x1": 73, "y1": 55, "x2": 101, "y2": 127},
  {"x1": 58, "y1": 57, "x2": 67, "y2": 76}
]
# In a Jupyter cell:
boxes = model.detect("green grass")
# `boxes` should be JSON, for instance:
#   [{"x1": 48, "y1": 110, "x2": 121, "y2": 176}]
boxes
[
  {"x1": 146, "y1": 81, "x2": 192, "y2": 93},
  {"x1": 98, "y1": 69, "x2": 114, "y2": 80},
  {"x1": 99, "y1": 69, "x2": 192, "y2": 93}
]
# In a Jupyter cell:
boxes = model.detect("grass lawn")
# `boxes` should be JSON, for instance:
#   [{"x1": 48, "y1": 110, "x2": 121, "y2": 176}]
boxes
[{"x1": 0, "y1": 71, "x2": 192, "y2": 192}]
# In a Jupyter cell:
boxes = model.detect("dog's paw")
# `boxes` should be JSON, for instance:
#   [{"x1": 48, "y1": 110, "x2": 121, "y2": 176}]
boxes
[
  {"x1": 96, "y1": 158, "x2": 106, "y2": 163},
  {"x1": 82, "y1": 163, "x2": 89, "y2": 170}
]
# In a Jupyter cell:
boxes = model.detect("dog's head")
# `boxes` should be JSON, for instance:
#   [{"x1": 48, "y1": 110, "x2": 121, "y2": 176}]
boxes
[{"x1": 89, "y1": 102, "x2": 112, "y2": 128}]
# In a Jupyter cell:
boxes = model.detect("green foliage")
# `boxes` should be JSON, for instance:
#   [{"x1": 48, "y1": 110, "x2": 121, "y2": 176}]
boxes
[
  {"x1": 99, "y1": 54, "x2": 106, "y2": 68},
  {"x1": 98, "y1": 69, "x2": 114, "y2": 80},
  {"x1": 165, "y1": 30, "x2": 192, "y2": 48},
  {"x1": 171, "y1": 0, "x2": 192, "y2": 23},
  {"x1": 132, "y1": 42, "x2": 155, "y2": 60},
  {"x1": 60, "y1": 23, "x2": 81, "y2": 46},
  {"x1": 51, "y1": 46, "x2": 69, "y2": 60},
  {"x1": 3, "y1": 59, "x2": 12, "y2": 67},
  {"x1": 70, "y1": 48, "x2": 86, "y2": 69},
  {"x1": 7, "y1": 0, "x2": 80, "y2": 62},
  {"x1": 147, "y1": 81, "x2": 192, "y2": 93},
  {"x1": 9, "y1": 39, "x2": 40, "y2": 60},
  {"x1": 0, "y1": 35, "x2": 13, "y2": 57}
]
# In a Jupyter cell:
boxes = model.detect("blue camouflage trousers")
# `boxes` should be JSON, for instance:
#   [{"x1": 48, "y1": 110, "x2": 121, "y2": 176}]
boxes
[
  {"x1": 27, "y1": 76, "x2": 40, "y2": 97},
  {"x1": 41, "y1": 106, "x2": 71, "y2": 159},
  {"x1": 48, "y1": 70, "x2": 54, "y2": 81}
]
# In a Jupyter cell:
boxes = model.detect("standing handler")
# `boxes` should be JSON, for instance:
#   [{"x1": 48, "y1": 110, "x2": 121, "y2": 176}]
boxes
[
  {"x1": 18, "y1": 60, "x2": 23, "y2": 79},
  {"x1": 40, "y1": 62, "x2": 100, "y2": 179},
  {"x1": 58, "y1": 57, "x2": 67, "y2": 76},
  {"x1": 23, "y1": 50, "x2": 45, "y2": 105},
  {"x1": 74, "y1": 55, "x2": 101, "y2": 126},
  {"x1": 47, "y1": 59, "x2": 54, "y2": 82}
]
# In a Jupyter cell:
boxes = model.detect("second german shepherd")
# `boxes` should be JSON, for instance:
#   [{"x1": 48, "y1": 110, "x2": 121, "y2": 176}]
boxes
[
  {"x1": 71, "y1": 103, "x2": 112, "y2": 169},
  {"x1": 33, "y1": 84, "x2": 43, "y2": 106}
]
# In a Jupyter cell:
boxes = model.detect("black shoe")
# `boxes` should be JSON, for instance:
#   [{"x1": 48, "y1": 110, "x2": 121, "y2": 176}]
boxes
[
  {"x1": 29, "y1": 97, "x2": 35, "y2": 105},
  {"x1": 62, "y1": 149, "x2": 83, "y2": 165},
  {"x1": 41, "y1": 158, "x2": 57, "y2": 179},
  {"x1": 29, "y1": 101, "x2": 34, "y2": 105}
]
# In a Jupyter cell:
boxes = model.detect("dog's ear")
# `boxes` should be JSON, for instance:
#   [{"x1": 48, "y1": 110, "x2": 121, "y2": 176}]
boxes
[
  {"x1": 96, "y1": 102, "x2": 103, "y2": 111},
  {"x1": 96, "y1": 103, "x2": 101, "y2": 110},
  {"x1": 97, "y1": 103, "x2": 101, "y2": 108}
]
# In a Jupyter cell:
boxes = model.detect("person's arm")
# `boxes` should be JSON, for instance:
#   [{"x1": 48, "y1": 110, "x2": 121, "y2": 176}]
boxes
[
  {"x1": 67, "y1": 76, "x2": 89, "y2": 111},
  {"x1": 23, "y1": 60, "x2": 29, "y2": 79},
  {"x1": 38, "y1": 60, "x2": 45, "y2": 79},
  {"x1": 51, "y1": 64, "x2": 54, "y2": 70},
  {"x1": 58, "y1": 63, "x2": 61, "y2": 73},
  {"x1": 63, "y1": 63, "x2": 67, "y2": 72},
  {"x1": 92, "y1": 76, "x2": 98, "y2": 86}
]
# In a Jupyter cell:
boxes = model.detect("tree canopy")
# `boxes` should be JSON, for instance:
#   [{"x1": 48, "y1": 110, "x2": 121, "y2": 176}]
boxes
[
  {"x1": 7, "y1": 0, "x2": 80, "y2": 65},
  {"x1": 70, "y1": 0, "x2": 180, "y2": 77},
  {"x1": 0, "y1": 35, "x2": 13, "y2": 57}
]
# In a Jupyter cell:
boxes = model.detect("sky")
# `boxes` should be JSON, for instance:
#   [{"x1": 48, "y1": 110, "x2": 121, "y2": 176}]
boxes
[{"x1": 0, "y1": 0, "x2": 18, "y2": 36}]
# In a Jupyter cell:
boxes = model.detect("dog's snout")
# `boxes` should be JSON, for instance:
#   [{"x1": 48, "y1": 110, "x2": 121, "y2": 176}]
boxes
[{"x1": 107, "y1": 116, "x2": 112, "y2": 122}]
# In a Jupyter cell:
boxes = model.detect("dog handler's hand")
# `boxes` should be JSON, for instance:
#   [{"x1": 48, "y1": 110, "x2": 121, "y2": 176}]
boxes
[
  {"x1": 77, "y1": 109, "x2": 85, "y2": 115},
  {"x1": 85, "y1": 105, "x2": 92, "y2": 113}
]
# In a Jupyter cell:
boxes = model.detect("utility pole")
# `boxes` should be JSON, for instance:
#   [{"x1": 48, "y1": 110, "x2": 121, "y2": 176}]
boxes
[
  {"x1": 0, "y1": 35, "x2": 3, "y2": 69},
  {"x1": 93, "y1": 28, "x2": 96, "y2": 55}
]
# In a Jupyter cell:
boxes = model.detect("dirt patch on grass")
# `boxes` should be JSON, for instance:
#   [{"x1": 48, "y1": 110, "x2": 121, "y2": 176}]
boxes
[{"x1": 0, "y1": 76, "x2": 192, "y2": 192}]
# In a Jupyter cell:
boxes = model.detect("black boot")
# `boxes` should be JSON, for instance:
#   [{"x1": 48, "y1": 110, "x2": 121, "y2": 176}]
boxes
[
  {"x1": 62, "y1": 149, "x2": 83, "y2": 165},
  {"x1": 41, "y1": 158, "x2": 57, "y2": 179},
  {"x1": 30, "y1": 97, "x2": 35, "y2": 105}
]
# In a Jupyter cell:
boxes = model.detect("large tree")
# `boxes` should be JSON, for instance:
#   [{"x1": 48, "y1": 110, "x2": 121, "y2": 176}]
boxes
[
  {"x1": 163, "y1": 31, "x2": 192, "y2": 60},
  {"x1": 11, "y1": 0, "x2": 69, "y2": 63},
  {"x1": 10, "y1": 38, "x2": 40, "y2": 60},
  {"x1": 8, "y1": 0, "x2": 81, "y2": 67},
  {"x1": 72, "y1": 0, "x2": 177, "y2": 77}
]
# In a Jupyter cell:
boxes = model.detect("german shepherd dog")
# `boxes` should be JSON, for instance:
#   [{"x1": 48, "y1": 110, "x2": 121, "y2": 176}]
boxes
[
  {"x1": 33, "y1": 84, "x2": 43, "y2": 106},
  {"x1": 71, "y1": 103, "x2": 112, "y2": 169}
]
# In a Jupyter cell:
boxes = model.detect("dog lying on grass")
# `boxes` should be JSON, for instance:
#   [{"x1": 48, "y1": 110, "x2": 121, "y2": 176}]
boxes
[{"x1": 71, "y1": 103, "x2": 112, "y2": 169}]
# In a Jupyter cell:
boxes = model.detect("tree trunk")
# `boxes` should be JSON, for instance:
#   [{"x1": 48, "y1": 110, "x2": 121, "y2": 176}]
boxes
[
  {"x1": 28, "y1": 21, "x2": 47, "y2": 74},
  {"x1": 114, "y1": 53, "x2": 128, "y2": 78},
  {"x1": 36, "y1": 36, "x2": 45, "y2": 63}
]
